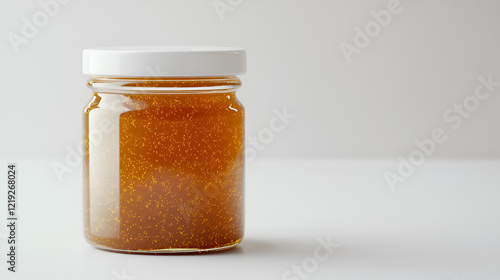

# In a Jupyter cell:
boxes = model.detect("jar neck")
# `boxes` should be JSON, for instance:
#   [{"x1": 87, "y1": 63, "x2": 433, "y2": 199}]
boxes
[{"x1": 87, "y1": 76, "x2": 241, "y2": 94}]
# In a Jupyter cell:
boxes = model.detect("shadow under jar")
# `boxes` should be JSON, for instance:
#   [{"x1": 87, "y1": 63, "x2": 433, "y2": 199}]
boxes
[{"x1": 82, "y1": 47, "x2": 246, "y2": 253}]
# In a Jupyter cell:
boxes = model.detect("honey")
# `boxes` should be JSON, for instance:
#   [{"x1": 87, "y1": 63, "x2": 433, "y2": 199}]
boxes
[{"x1": 82, "y1": 47, "x2": 246, "y2": 253}]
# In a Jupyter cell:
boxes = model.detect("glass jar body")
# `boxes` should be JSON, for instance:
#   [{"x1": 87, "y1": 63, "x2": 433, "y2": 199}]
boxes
[{"x1": 83, "y1": 76, "x2": 244, "y2": 253}]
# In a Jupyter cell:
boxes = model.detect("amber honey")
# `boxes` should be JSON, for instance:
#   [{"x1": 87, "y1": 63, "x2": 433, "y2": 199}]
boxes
[{"x1": 83, "y1": 76, "x2": 245, "y2": 253}]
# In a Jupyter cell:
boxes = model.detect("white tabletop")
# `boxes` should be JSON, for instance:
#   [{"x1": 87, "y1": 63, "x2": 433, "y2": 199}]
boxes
[{"x1": 0, "y1": 159, "x2": 499, "y2": 280}]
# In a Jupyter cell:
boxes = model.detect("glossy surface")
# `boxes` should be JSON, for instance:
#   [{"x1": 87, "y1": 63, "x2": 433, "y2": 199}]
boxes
[{"x1": 83, "y1": 77, "x2": 244, "y2": 253}]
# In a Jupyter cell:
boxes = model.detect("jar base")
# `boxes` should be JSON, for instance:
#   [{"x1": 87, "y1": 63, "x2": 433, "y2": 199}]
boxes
[{"x1": 88, "y1": 240, "x2": 242, "y2": 255}]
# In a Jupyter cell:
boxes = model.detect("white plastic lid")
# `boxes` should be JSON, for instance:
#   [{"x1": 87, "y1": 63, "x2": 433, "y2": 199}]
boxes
[{"x1": 82, "y1": 46, "x2": 246, "y2": 77}]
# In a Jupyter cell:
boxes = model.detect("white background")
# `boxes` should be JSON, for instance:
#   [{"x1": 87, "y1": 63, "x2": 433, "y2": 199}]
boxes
[
  {"x1": 1, "y1": 1, "x2": 500, "y2": 280},
  {"x1": 1, "y1": 0, "x2": 500, "y2": 159}
]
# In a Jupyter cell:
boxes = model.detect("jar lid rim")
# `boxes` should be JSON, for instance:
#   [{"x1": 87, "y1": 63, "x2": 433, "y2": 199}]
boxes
[{"x1": 83, "y1": 46, "x2": 246, "y2": 77}]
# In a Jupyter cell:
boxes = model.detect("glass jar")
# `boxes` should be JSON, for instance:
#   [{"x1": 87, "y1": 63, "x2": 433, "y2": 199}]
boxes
[{"x1": 82, "y1": 47, "x2": 246, "y2": 253}]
